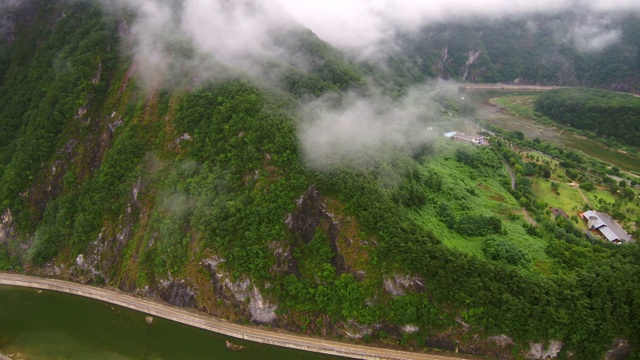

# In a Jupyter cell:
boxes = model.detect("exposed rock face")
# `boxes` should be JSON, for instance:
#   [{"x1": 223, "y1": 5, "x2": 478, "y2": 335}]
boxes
[
  {"x1": 201, "y1": 256, "x2": 277, "y2": 324},
  {"x1": 74, "y1": 254, "x2": 101, "y2": 283},
  {"x1": 604, "y1": 338, "x2": 631, "y2": 360},
  {"x1": 526, "y1": 340, "x2": 563, "y2": 359},
  {"x1": 341, "y1": 320, "x2": 379, "y2": 339},
  {"x1": 74, "y1": 214, "x2": 135, "y2": 285},
  {"x1": 286, "y1": 185, "x2": 326, "y2": 244},
  {"x1": 462, "y1": 50, "x2": 482, "y2": 80},
  {"x1": 248, "y1": 285, "x2": 277, "y2": 323},
  {"x1": 285, "y1": 185, "x2": 346, "y2": 273},
  {"x1": 268, "y1": 240, "x2": 297, "y2": 276},
  {"x1": 72, "y1": 178, "x2": 142, "y2": 285},
  {"x1": 157, "y1": 279, "x2": 196, "y2": 308},
  {"x1": 383, "y1": 274, "x2": 424, "y2": 296},
  {"x1": 401, "y1": 324, "x2": 419, "y2": 334},
  {"x1": 0, "y1": 209, "x2": 15, "y2": 244},
  {"x1": 489, "y1": 334, "x2": 514, "y2": 347}
]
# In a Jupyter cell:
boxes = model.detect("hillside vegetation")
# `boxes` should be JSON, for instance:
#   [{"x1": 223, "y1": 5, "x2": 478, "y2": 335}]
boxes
[
  {"x1": 1, "y1": 1, "x2": 640, "y2": 359},
  {"x1": 535, "y1": 88, "x2": 640, "y2": 147}
]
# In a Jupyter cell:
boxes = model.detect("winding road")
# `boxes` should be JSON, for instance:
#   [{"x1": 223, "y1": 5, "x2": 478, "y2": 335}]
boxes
[{"x1": 0, "y1": 272, "x2": 475, "y2": 360}]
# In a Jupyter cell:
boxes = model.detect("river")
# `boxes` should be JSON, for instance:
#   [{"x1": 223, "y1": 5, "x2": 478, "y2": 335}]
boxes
[
  {"x1": 461, "y1": 89, "x2": 640, "y2": 174},
  {"x1": 0, "y1": 286, "x2": 337, "y2": 360}
]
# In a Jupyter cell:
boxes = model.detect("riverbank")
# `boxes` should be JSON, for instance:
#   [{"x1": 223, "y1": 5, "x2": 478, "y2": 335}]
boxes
[{"x1": 0, "y1": 272, "x2": 472, "y2": 360}]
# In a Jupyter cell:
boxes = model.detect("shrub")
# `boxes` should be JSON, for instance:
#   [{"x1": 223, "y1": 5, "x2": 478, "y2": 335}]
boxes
[{"x1": 482, "y1": 237, "x2": 531, "y2": 266}]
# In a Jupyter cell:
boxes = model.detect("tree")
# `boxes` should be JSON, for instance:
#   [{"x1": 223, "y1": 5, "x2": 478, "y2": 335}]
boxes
[
  {"x1": 610, "y1": 183, "x2": 619, "y2": 194},
  {"x1": 580, "y1": 182, "x2": 595, "y2": 192},
  {"x1": 482, "y1": 236, "x2": 531, "y2": 266}
]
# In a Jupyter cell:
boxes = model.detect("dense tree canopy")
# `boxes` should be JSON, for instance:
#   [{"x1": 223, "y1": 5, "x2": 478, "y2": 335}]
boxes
[{"x1": 536, "y1": 88, "x2": 640, "y2": 147}]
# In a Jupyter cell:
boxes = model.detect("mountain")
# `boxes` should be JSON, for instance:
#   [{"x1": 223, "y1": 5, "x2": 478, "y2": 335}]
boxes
[
  {"x1": 1, "y1": 1, "x2": 639, "y2": 358},
  {"x1": 388, "y1": 13, "x2": 640, "y2": 92}
]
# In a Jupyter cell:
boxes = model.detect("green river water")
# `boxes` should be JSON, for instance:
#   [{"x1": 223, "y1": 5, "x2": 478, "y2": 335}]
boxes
[{"x1": 0, "y1": 286, "x2": 338, "y2": 360}]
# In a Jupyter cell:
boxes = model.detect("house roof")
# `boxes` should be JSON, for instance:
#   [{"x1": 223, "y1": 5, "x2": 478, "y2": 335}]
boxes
[
  {"x1": 582, "y1": 210, "x2": 632, "y2": 242},
  {"x1": 582, "y1": 210, "x2": 606, "y2": 228},
  {"x1": 599, "y1": 227, "x2": 620, "y2": 242},
  {"x1": 595, "y1": 211, "x2": 632, "y2": 242}
]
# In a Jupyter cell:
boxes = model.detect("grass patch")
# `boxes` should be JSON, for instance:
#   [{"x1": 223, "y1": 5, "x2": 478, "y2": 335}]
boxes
[
  {"x1": 412, "y1": 143, "x2": 553, "y2": 270},
  {"x1": 412, "y1": 211, "x2": 486, "y2": 258},
  {"x1": 491, "y1": 95, "x2": 543, "y2": 120},
  {"x1": 530, "y1": 177, "x2": 587, "y2": 214}
]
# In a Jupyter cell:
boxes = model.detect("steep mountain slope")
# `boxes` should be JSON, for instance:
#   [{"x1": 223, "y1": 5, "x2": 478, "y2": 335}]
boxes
[
  {"x1": 1, "y1": 1, "x2": 640, "y2": 359},
  {"x1": 392, "y1": 13, "x2": 640, "y2": 91}
]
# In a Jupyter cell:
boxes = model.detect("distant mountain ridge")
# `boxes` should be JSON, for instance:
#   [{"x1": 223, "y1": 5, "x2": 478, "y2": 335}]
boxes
[{"x1": 386, "y1": 12, "x2": 640, "y2": 92}]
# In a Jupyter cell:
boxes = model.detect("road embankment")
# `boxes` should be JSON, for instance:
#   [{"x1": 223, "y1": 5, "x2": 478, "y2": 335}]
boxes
[
  {"x1": 458, "y1": 84, "x2": 567, "y2": 91},
  {"x1": 0, "y1": 272, "x2": 471, "y2": 360}
]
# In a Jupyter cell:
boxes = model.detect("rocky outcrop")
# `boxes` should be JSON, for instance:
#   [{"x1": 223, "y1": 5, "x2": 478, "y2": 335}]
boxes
[
  {"x1": 604, "y1": 338, "x2": 632, "y2": 360},
  {"x1": 285, "y1": 185, "x2": 346, "y2": 273},
  {"x1": 489, "y1": 334, "x2": 514, "y2": 347},
  {"x1": 72, "y1": 177, "x2": 142, "y2": 285},
  {"x1": 73, "y1": 212, "x2": 135, "y2": 285},
  {"x1": 201, "y1": 256, "x2": 277, "y2": 324},
  {"x1": 285, "y1": 186, "x2": 327, "y2": 244},
  {"x1": 526, "y1": 340, "x2": 563, "y2": 359},
  {"x1": 383, "y1": 274, "x2": 424, "y2": 296},
  {"x1": 157, "y1": 279, "x2": 196, "y2": 308},
  {"x1": 268, "y1": 240, "x2": 297, "y2": 276},
  {"x1": 248, "y1": 286, "x2": 277, "y2": 323},
  {"x1": 341, "y1": 320, "x2": 379, "y2": 340},
  {"x1": 401, "y1": 324, "x2": 419, "y2": 334},
  {"x1": 0, "y1": 209, "x2": 15, "y2": 244}
]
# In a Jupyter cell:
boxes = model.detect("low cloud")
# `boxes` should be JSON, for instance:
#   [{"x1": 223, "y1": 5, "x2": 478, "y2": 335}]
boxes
[
  {"x1": 0, "y1": 0, "x2": 25, "y2": 37},
  {"x1": 298, "y1": 81, "x2": 463, "y2": 170},
  {"x1": 92, "y1": 0, "x2": 639, "y2": 171},
  {"x1": 277, "y1": 0, "x2": 640, "y2": 53},
  {"x1": 569, "y1": 22, "x2": 622, "y2": 53},
  {"x1": 97, "y1": 0, "x2": 640, "y2": 89},
  {"x1": 100, "y1": 0, "x2": 298, "y2": 89}
]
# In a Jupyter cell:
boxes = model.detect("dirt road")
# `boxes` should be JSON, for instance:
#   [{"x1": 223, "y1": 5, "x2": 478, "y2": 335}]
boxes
[
  {"x1": 458, "y1": 84, "x2": 567, "y2": 91},
  {"x1": 0, "y1": 272, "x2": 473, "y2": 360}
]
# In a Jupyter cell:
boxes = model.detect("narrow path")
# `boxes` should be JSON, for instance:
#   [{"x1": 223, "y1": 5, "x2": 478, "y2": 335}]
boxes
[
  {"x1": 573, "y1": 184, "x2": 593, "y2": 208},
  {"x1": 0, "y1": 273, "x2": 476, "y2": 360},
  {"x1": 502, "y1": 159, "x2": 537, "y2": 226},
  {"x1": 502, "y1": 159, "x2": 516, "y2": 191}
]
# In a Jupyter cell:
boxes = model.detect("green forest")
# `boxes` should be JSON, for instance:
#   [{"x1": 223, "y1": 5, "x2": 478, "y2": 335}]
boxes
[
  {"x1": 535, "y1": 88, "x2": 640, "y2": 148},
  {"x1": 1, "y1": 1, "x2": 640, "y2": 359}
]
